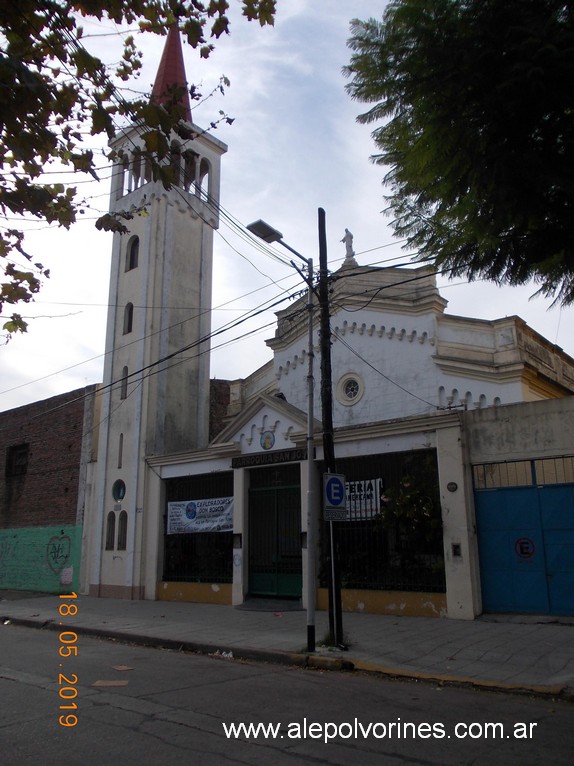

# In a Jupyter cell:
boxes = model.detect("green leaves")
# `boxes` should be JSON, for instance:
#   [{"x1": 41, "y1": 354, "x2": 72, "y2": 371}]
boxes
[
  {"x1": 346, "y1": 0, "x2": 574, "y2": 305},
  {"x1": 141, "y1": 129, "x2": 170, "y2": 159},
  {"x1": 72, "y1": 47, "x2": 102, "y2": 79},
  {"x1": 243, "y1": 0, "x2": 276, "y2": 26},
  {"x1": 1, "y1": 246, "x2": 46, "y2": 339},
  {"x1": 377, "y1": 454, "x2": 443, "y2": 550},
  {"x1": 0, "y1": 0, "x2": 276, "y2": 338}
]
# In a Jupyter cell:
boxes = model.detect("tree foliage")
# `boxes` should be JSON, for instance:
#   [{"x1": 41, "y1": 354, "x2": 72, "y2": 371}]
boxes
[
  {"x1": 345, "y1": 1, "x2": 574, "y2": 305},
  {"x1": 0, "y1": 0, "x2": 276, "y2": 337},
  {"x1": 378, "y1": 454, "x2": 442, "y2": 551}
]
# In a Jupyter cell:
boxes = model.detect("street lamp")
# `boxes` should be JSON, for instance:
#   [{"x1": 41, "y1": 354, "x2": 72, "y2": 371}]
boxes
[{"x1": 246, "y1": 219, "x2": 317, "y2": 653}]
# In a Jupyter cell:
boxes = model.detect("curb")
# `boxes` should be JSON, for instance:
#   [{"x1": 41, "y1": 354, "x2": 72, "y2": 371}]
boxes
[
  {"x1": 2, "y1": 616, "x2": 572, "y2": 701},
  {"x1": 350, "y1": 659, "x2": 572, "y2": 700}
]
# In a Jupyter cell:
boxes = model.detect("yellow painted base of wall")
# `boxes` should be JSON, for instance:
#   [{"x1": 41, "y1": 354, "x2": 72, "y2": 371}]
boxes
[
  {"x1": 317, "y1": 588, "x2": 446, "y2": 618},
  {"x1": 158, "y1": 581, "x2": 232, "y2": 605}
]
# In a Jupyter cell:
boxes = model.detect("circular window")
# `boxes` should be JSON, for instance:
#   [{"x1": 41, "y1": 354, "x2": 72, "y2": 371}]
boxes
[
  {"x1": 336, "y1": 373, "x2": 365, "y2": 406},
  {"x1": 112, "y1": 479, "x2": 126, "y2": 501},
  {"x1": 344, "y1": 378, "x2": 360, "y2": 400}
]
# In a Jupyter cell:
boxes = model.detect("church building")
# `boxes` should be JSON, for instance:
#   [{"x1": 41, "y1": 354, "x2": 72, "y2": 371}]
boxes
[{"x1": 3, "y1": 28, "x2": 573, "y2": 619}]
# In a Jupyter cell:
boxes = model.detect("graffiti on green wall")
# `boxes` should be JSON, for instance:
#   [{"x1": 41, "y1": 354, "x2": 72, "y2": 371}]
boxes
[{"x1": 0, "y1": 525, "x2": 81, "y2": 592}]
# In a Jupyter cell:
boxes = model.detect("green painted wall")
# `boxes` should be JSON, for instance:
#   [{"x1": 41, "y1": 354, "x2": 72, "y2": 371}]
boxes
[{"x1": 0, "y1": 525, "x2": 81, "y2": 593}]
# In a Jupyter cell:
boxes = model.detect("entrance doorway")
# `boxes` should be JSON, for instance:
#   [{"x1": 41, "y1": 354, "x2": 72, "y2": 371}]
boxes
[{"x1": 248, "y1": 464, "x2": 302, "y2": 598}]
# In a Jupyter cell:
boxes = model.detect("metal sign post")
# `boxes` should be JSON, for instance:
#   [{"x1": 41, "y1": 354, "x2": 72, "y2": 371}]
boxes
[{"x1": 323, "y1": 473, "x2": 345, "y2": 646}]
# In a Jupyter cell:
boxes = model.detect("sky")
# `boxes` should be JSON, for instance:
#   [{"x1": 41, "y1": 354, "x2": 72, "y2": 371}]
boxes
[{"x1": 2, "y1": 0, "x2": 573, "y2": 412}]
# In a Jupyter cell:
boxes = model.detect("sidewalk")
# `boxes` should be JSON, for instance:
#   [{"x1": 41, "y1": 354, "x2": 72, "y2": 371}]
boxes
[{"x1": 1, "y1": 591, "x2": 573, "y2": 699}]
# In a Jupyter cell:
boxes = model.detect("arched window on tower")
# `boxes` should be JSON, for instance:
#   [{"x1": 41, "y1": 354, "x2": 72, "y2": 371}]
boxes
[
  {"x1": 144, "y1": 153, "x2": 154, "y2": 183},
  {"x1": 117, "y1": 511, "x2": 128, "y2": 551},
  {"x1": 170, "y1": 141, "x2": 181, "y2": 187},
  {"x1": 132, "y1": 151, "x2": 142, "y2": 190},
  {"x1": 198, "y1": 157, "x2": 210, "y2": 200},
  {"x1": 120, "y1": 366, "x2": 129, "y2": 400},
  {"x1": 182, "y1": 149, "x2": 197, "y2": 192},
  {"x1": 121, "y1": 155, "x2": 130, "y2": 196},
  {"x1": 123, "y1": 303, "x2": 134, "y2": 335},
  {"x1": 105, "y1": 512, "x2": 116, "y2": 550},
  {"x1": 125, "y1": 237, "x2": 139, "y2": 271}
]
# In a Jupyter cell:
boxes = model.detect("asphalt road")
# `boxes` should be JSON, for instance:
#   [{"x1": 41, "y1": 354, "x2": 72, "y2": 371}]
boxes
[{"x1": 1, "y1": 623, "x2": 573, "y2": 765}]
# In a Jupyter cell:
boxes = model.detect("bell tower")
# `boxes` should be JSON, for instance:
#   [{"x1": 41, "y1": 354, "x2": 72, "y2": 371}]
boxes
[{"x1": 88, "y1": 27, "x2": 227, "y2": 598}]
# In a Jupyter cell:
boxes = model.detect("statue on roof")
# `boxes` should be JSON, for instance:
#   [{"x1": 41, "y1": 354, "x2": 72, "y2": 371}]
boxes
[{"x1": 341, "y1": 228, "x2": 358, "y2": 266}]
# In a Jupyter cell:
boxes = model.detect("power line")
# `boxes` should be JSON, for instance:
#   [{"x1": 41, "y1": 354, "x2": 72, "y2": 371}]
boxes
[
  {"x1": 0, "y1": 11, "x2": 487, "y2": 430},
  {"x1": 0, "y1": 276, "x2": 301, "y2": 398}
]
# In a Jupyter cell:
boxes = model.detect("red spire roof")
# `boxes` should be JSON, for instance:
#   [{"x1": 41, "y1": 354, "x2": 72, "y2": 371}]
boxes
[{"x1": 151, "y1": 25, "x2": 192, "y2": 123}]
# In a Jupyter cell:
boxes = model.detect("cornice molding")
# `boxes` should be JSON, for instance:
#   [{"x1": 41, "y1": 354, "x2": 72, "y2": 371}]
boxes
[
  {"x1": 432, "y1": 355, "x2": 525, "y2": 382},
  {"x1": 147, "y1": 441, "x2": 240, "y2": 467},
  {"x1": 331, "y1": 408, "x2": 461, "y2": 444}
]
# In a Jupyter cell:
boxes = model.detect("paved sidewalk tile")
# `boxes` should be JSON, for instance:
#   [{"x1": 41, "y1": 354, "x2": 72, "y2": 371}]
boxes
[{"x1": 1, "y1": 592, "x2": 573, "y2": 695}]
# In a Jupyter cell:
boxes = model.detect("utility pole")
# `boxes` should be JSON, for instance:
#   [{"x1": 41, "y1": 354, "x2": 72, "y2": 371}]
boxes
[{"x1": 317, "y1": 207, "x2": 344, "y2": 647}]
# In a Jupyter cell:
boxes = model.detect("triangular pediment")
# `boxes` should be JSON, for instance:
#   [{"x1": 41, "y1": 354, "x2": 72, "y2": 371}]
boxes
[{"x1": 211, "y1": 393, "x2": 318, "y2": 455}]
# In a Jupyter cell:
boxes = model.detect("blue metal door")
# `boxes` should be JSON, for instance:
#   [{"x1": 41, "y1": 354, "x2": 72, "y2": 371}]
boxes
[
  {"x1": 475, "y1": 484, "x2": 574, "y2": 615},
  {"x1": 475, "y1": 488, "x2": 549, "y2": 613},
  {"x1": 539, "y1": 486, "x2": 574, "y2": 615}
]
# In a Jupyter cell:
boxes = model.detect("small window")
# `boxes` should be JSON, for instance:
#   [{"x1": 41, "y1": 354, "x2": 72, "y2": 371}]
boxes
[
  {"x1": 336, "y1": 373, "x2": 365, "y2": 406},
  {"x1": 534, "y1": 456, "x2": 574, "y2": 485},
  {"x1": 117, "y1": 511, "x2": 128, "y2": 551},
  {"x1": 125, "y1": 237, "x2": 139, "y2": 271},
  {"x1": 118, "y1": 433, "x2": 123, "y2": 470},
  {"x1": 112, "y1": 479, "x2": 126, "y2": 502},
  {"x1": 120, "y1": 366, "x2": 128, "y2": 400},
  {"x1": 473, "y1": 461, "x2": 533, "y2": 490},
  {"x1": 5, "y1": 443, "x2": 29, "y2": 477},
  {"x1": 123, "y1": 303, "x2": 134, "y2": 335},
  {"x1": 105, "y1": 511, "x2": 116, "y2": 550}
]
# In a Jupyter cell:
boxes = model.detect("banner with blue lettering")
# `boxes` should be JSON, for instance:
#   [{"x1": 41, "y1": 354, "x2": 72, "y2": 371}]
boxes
[{"x1": 167, "y1": 497, "x2": 234, "y2": 534}]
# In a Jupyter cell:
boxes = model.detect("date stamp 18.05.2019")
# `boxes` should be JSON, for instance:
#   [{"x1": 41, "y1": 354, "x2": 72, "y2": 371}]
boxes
[{"x1": 57, "y1": 592, "x2": 78, "y2": 727}]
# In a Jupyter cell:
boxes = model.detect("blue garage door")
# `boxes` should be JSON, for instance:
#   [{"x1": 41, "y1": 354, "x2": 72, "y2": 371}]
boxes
[{"x1": 474, "y1": 458, "x2": 574, "y2": 616}]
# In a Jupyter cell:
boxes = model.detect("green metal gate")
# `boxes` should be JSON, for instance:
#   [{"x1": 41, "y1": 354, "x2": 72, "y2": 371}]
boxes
[{"x1": 248, "y1": 467, "x2": 302, "y2": 598}]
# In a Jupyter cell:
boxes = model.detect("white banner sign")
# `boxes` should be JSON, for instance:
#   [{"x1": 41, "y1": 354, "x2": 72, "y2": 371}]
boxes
[
  {"x1": 346, "y1": 478, "x2": 384, "y2": 520},
  {"x1": 167, "y1": 497, "x2": 234, "y2": 534}
]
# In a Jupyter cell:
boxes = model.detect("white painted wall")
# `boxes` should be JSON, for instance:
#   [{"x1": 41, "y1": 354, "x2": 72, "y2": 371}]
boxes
[{"x1": 272, "y1": 298, "x2": 529, "y2": 430}]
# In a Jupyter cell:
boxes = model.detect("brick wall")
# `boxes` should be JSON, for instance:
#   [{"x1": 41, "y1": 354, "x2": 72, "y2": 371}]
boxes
[
  {"x1": 0, "y1": 387, "x2": 95, "y2": 529},
  {"x1": 209, "y1": 379, "x2": 231, "y2": 441}
]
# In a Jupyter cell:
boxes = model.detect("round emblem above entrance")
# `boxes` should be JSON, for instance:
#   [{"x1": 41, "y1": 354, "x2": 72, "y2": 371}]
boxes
[{"x1": 260, "y1": 431, "x2": 275, "y2": 450}]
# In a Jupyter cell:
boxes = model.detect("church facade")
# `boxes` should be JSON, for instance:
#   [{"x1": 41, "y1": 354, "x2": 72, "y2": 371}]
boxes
[
  {"x1": 80, "y1": 28, "x2": 574, "y2": 618},
  {"x1": 138, "y1": 255, "x2": 574, "y2": 619}
]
